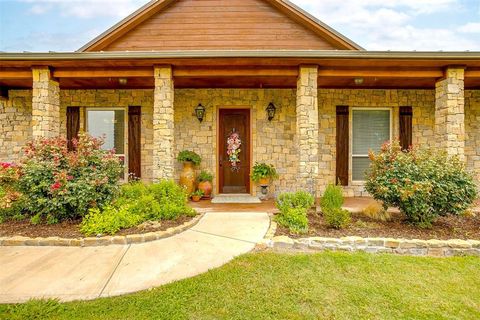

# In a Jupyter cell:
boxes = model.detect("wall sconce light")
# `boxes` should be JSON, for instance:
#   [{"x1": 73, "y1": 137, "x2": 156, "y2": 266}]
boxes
[
  {"x1": 266, "y1": 102, "x2": 276, "y2": 121},
  {"x1": 354, "y1": 78, "x2": 364, "y2": 85},
  {"x1": 195, "y1": 103, "x2": 206, "y2": 122},
  {"x1": 119, "y1": 78, "x2": 128, "y2": 86}
]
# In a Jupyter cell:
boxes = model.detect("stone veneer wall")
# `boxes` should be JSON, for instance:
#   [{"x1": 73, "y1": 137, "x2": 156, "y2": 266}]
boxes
[
  {"x1": 317, "y1": 89, "x2": 436, "y2": 197},
  {"x1": 465, "y1": 90, "x2": 480, "y2": 183},
  {"x1": 0, "y1": 91, "x2": 32, "y2": 161},
  {"x1": 60, "y1": 90, "x2": 154, "y2": 182},
  {"x1": 174, "y1": 89, "x2": 298, "y2": 196},
  {"x1": 3, "y1": 88, "x2": 480, "y2": 197}
]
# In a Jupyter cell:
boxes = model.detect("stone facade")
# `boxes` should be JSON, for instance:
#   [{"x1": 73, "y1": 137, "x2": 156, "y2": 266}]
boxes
[
  {"x1": 0, "y1": 90, "x2": 32, "y2": 161},
  {"x1": 60, "y1": 89, "x2": 155, "y2": 181},
  {"x1": 32, "y1": 67, "x2": 60, "y2": 138},
  {"x1": 465, "y1": 90, "x2": 480, "y2": 183},
  {"x1": 2, "y1": 86, "x2": 480, "y2": 197},
  {"x1": 317, "y1": 89, "x2": 435, "y2": 196},
  {"x1": 435, "y1": 67, "x2": 465, "y2": 160},
  {"x1": 153, "y1": 66, "x2": 175, "y2": 180},
  {"x1": 174, "y1": 89, "x2": 298, "y2": 196},
  {"x1": 296, "y1": 66, "x2": 319, "y2": 195}
]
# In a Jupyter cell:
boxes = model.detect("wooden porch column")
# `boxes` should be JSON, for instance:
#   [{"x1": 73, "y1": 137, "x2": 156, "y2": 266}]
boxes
[
  {"x1": 435, "y1": 67, "x2": 465, "y2": 160},
  {"x1": 32, "y1": 67, "x2": 60, "y2": 138},
  {"x1": 153, "y1": 65, "x2": 175, "y2": 180},
  {"x1": 296, "y1": 65, "x2": 319, "y2": 195}
]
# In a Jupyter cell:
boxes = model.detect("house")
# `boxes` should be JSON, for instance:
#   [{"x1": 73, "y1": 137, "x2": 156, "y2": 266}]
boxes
[{"x1": 0, "y1": 0, "x2": 479, "y2": 197}]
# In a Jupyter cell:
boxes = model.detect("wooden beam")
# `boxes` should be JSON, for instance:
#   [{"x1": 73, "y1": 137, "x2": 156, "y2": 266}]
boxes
[
  {"x1": 0, "y1": 69, "x2": 32, "y2": 79},
  {"x1": 53, "y1": 67, "x2": 154, "y2": 78},
  {"x1": 318, "y1": 68, "x2": 443, "y2": 78},
  {"x1": 173, "y1": 67, "x2": 299, "y2": 77},
  {"x1": 466, "y1": 70, "x2": 480, "y2": 78}
]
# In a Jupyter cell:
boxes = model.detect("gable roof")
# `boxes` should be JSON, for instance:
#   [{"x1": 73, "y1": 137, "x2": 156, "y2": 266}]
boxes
[{"x1": 78, "y1": 0, "x2": 363, "y2": 52}]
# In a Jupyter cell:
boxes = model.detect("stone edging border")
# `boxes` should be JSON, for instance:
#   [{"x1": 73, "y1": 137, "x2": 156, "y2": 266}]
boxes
[
  {"x1": 257, "y1": 215, "x2": 480, "y2": 257},
  {"x1": 0, "y1": 213, "x2": 205, "y2": 247}
]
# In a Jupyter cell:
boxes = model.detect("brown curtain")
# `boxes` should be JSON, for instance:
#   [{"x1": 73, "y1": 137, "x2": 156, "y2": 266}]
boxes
[
  {"x1": 128, "y1": 106, "x2": 142, "y2": 179},
  {"x1": 336, "y1": 106, "x2": 349, "y2": 186},
  {"x1": 399, "y1": 106, "x2": 413, "y2": 151},
  {"x1": 66, "y1": 107, "x2": 80, "y2": 151}
]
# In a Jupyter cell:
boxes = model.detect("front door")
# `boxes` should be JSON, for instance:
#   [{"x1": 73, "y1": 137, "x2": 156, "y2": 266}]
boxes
[{"x1": 219, "y1": 109, "x2": 251, "y2": 194}]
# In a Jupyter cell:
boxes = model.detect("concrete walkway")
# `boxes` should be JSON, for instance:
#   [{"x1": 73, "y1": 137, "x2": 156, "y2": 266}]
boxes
[{"x1": 0, "y1": 211, "x2": 270, "y2": 304}]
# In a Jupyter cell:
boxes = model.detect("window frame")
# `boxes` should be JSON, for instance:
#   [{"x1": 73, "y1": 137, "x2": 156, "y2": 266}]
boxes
[
  {"x1": 350, "y1": 107, "x2": 392, "y2": 183},
  {"x1": 85, "y1": 107, "x2": 128, "y2": 180}
]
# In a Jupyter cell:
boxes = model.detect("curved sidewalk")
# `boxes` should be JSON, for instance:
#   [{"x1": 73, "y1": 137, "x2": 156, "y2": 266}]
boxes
[{"x1": 0, "y1": 211, "x2": 270, "y2": 304}]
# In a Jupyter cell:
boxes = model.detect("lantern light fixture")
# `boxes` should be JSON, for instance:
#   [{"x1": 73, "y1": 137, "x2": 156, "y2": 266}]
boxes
[
  {"x1": 266, "y1": 102, "x2": 276, "y2": 121},
  {"x1": 195, "y1": 103, "x2": 206, "y2": 122}
]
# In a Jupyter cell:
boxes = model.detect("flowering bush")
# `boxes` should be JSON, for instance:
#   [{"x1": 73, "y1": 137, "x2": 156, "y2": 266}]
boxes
[
  {"x1": 365, "y1": 140, "x2": 477, "y2": 228},
  {"x1": 0, "y1": 162, "x2": 24, "y2": 222},
  {"x1": 17, "y1": 133, "x2": 122, "y2": 223}
]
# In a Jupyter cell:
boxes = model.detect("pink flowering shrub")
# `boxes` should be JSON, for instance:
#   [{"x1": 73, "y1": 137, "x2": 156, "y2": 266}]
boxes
[
  {"x1": 365, "y1": 140, "x2": 477, "y2": 228},
  {"x1": 17, "y1": 133, "x2": 122, "y2": 224},
  {"x1": 0, "y1": 163, "x2": 24, "y2": 222}
]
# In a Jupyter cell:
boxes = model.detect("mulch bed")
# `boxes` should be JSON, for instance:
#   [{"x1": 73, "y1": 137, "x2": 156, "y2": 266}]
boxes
[
  {"x1": 0, "y1": 215, "x2": 194, "y2": 239},
  {"x1": 276, "y1": 211, "x2": 480, "y2": 240}
]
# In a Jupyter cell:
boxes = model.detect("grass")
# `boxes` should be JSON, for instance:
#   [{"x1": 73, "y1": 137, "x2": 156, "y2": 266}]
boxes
[{"x1": 1, "y1": 252, "x2": 479, "y2": 320}]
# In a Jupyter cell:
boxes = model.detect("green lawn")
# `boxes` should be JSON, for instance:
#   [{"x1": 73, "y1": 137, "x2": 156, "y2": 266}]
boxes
[{"x1": 1, "y1": 252, "x2": 479, "y2": 320}]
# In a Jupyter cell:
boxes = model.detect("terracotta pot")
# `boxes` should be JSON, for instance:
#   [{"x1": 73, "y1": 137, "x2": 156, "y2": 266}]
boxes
[
  {"x1": 258, "y1": 178, "x2": 270, "y2": 186},
  {"x1": 191, "y1": 195, "x2": 202, "y2": 202},
  {"x1": 179, "y1": 161, "x2": 195, "y2": 195},
  {"x1": 198, "y1": 181, "x2": 213, "y2": 199}
]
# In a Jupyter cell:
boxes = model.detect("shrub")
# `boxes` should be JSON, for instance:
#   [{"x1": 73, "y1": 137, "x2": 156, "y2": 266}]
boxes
[
  {"x1": 276, "y1": 191, "x2": 314, "y2": 213},
  {"x1": 17, "y1": 134, "x2": 122, "y2": 223},
  {"x1": 0, "y1": 163, "x2": 24, "y2": 222},
  {"x1": 320, "y1": 184, "x2": 350, "y2": 229},
  {"x1": 323, "y1": 208, "x2": 351, "y2": 229},
  {"x1": 276, "y1": 207, "x2": 308, "y2": 234},
  {"x1": 251, "y1": 163, "x2": 279, "y2": 183},
  {"x1": 197, "y1": 171, "x2": 213, "y2": 182},
  {"x1": 177, "y1": 150, "x2": 201, "y2": 166},
  {"x1": 320, "y1": 184, "x2": 344, "y2": 212},
  {"x1": 365, "y1": 140, "x2": 477, "y2": 228},
  {"x1": 362, "y1": 202, "x2": 392, "y2": 222},
  {"x1": 81, "y1": 180, "x2": 197, "y2": 235},
  {"x1": 275, "y1": 191, "x2": 313, "y2": 234},
  {"x1": 80, "y1": 205, "x2": 143, "y2": 236}
]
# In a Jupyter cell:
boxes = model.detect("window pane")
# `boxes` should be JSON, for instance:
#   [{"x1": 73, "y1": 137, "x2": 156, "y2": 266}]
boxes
[
  {"x1": 352, "y1": 110, "x2": 390, "y2": 155},
  {"x1": 352, "y1": 157, "x2": 371, "y2": 181},
  {"x1": 87, "y1": 110, "x2": 125, "y2": 154}
]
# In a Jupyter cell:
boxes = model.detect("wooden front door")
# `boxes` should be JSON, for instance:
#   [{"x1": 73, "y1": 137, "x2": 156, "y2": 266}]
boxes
[{"x1": 219, "y1": 109, "x2": 251, "y2": 194}]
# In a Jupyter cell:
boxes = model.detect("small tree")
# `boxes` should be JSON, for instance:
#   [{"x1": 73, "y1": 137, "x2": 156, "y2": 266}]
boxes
[{"x1": 365, "y1": 140, "x2": 477, "y2": 228}]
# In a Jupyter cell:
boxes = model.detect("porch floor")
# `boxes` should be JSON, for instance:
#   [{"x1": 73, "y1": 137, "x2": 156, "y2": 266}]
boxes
[{"x1": 190, "y1": 197, "x2": 480, "y2": 214}]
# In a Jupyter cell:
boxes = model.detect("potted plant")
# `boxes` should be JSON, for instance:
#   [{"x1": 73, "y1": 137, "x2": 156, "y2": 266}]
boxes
[
  {"x1": 251, "y1": 162, "x2": 279, "y2": 186},
  {"x1": 190, "y1": 189, "x2": 204, "y2": 202},
  {"x1": 177, "y1": 150, "x2": 201, "y2": 195},
  {"x1": 197, "y1": 170, "x2": 213, "y2": 199}
]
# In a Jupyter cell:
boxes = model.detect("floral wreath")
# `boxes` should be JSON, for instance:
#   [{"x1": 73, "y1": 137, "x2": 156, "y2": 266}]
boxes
[{"x1": 227, "y1": 130, "x2": 242, "y2": 172}]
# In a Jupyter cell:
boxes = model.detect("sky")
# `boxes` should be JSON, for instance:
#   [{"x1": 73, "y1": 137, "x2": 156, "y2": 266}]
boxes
[{"x1": 0, "y1": 0, "x2": 479, "y2": 52}]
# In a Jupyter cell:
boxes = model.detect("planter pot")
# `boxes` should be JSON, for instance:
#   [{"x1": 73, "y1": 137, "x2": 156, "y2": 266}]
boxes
[
  {"x1": 191, "y1": 195, "x2": 202, "y2": 202},
  {"x1": 180, "y1": 161, "x2": 196, "y2": 195},
  {"x1": 258, "y1": 178, "x2": 270, "y2": 186},
  {"x1": 198, "y1": 181, "x2": 213, "y2": 199}
]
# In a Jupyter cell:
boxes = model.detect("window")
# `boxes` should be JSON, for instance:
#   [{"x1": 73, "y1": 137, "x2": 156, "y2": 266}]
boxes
[
  {"x1": 352, "y1": 109, "x2": 391, "y2": 181},
  {"x1": 86, "y1": 109, "x2": 126, "y2": 177}
]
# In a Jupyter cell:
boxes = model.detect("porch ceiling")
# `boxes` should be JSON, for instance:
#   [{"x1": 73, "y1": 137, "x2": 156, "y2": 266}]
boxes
[{"x1": 1, "y1": 50, "x2": 480, "y2": 90}]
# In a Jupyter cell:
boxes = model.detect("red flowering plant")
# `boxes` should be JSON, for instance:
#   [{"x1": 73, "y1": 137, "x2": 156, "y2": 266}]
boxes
[
  {"x1": 365, "y1": 139, "x2": 477, "y2": 228},
  {"x1": 18, "y1": 133, "x2": 122, "y2": 224},
  {"x1": 0, "y1": 162, "x2": 24, "y2": 222}
]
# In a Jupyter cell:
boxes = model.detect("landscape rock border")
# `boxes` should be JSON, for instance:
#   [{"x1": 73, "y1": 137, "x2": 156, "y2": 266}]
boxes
[
  {"x1": 258, "y1": 216, "x2": 480, "y2": 257},
  {"x1": 0, "y1": 213, "x2": 204, "y2": 247}
]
